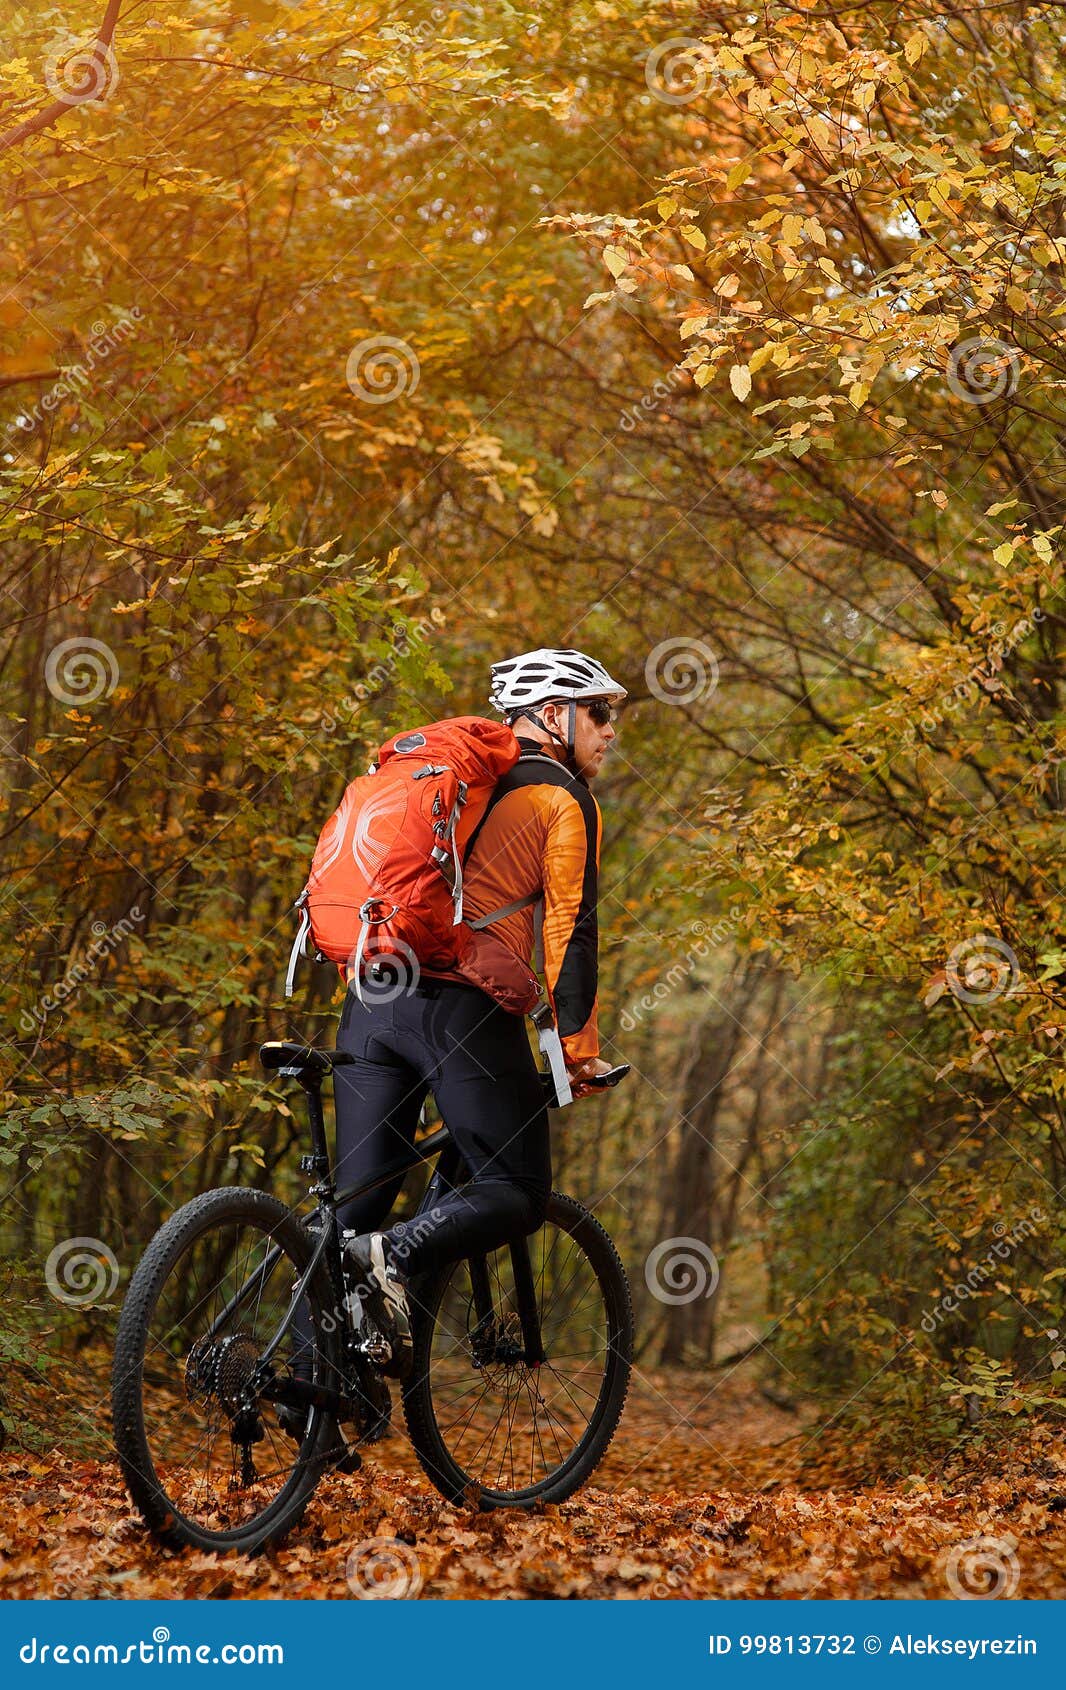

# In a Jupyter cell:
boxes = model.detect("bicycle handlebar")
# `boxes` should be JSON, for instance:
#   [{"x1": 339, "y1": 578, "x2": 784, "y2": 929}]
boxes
[
  {"x1": 539, "y1": 1061, "x2": 630, "y2": 1108},
  {"x1": 582, "y1": 1063, "x2": 631, "y2": 1089}
]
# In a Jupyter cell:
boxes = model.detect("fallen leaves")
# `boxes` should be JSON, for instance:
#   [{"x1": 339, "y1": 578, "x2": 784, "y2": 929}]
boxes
[{"x1": 2, "y1": 1372, "x2": 1065, "y2": 1599}]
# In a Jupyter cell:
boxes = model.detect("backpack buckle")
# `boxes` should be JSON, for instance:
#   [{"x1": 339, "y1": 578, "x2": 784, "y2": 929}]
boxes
[{"x1": 358, "y1": 900, "x2": 399, "y2": 923}]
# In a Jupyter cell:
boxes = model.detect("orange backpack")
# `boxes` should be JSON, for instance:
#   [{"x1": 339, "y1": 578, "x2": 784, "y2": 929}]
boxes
[{"x1": 285, "y1": 716, "x2": 542, "y2": 1010}]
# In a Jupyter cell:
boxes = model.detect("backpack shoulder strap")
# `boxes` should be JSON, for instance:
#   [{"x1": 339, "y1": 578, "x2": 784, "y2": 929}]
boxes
[
  {"x1": 468, "y1": 890, "x2": 546, "y2": 977},
  {"x1": 461, "y1": 749, "x2": 561, "y2": 867}
]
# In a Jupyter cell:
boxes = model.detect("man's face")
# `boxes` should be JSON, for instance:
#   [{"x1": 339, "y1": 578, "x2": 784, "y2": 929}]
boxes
[{"x1": 541, "y1": 699, "x2": 617, "y2": 781}]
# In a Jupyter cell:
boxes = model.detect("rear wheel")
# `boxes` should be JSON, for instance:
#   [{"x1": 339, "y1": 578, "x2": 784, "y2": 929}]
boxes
[
  {"x1": 402, "y1": 1192, "x2": 632, "y2": 1506},
  {"x1": 111, "y1": 1187, "x2": 343, "y2": 1553}
]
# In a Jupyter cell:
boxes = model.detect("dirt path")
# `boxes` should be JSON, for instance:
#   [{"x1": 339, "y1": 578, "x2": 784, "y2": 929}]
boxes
[{"x1": 3, "y1": 1368, "x2": 1065, "y2": 1599}]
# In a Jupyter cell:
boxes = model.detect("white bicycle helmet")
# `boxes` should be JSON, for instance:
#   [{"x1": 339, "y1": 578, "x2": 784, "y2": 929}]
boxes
[
  {"x1": 489, "y1": 648, "x2": 627, "y2": 715},
  {"x1": 489, "y1": 648, "x2": 627, "y2": 774}
]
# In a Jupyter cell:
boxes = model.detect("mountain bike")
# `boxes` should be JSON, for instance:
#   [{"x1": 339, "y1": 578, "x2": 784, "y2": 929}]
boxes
[{"x1": 111, "y1": 1038, "x2": 633, "y2": 1554}]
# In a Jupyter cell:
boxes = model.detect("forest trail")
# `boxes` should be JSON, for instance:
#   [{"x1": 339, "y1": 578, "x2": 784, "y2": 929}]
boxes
[{"x1": 3, "y1": 1367, "x2": 1065, "y2": 1600}]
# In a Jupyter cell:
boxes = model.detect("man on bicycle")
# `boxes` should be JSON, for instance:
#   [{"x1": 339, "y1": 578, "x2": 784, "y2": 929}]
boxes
[{"x1": 337, "y1": 648, "x2": 626, "y2": 1377}]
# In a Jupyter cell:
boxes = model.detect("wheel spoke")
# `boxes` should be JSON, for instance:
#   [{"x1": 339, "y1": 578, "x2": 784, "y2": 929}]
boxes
[
  {"x1": 416, "y1": 1205, "x2": 627, "y2": 1502},
  {"x1": 117, "y1": 1198, "x2": 333, "y2": 1548}
]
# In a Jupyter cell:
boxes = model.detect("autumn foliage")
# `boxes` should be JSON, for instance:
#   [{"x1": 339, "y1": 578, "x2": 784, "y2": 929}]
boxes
[{"x1": 1, "y1": 0, "x2": 1065, "y2": 1574}]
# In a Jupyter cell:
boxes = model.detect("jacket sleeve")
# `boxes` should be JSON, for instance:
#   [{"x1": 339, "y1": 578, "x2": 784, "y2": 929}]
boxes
[{"x1": 542, "y1": 784, "x2": 601, "y2": 1065}]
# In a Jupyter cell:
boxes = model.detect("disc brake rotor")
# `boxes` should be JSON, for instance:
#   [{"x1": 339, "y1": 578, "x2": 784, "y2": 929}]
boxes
[{"x1": 472, "y1": 1313, "x2": 530, "y2": 1392}]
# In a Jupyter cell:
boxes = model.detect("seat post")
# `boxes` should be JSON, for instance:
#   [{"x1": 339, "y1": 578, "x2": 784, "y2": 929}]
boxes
[
  {"x1": 260, "y1": 1043, "x2": 351, "y2": 1187},
  {"x1": 280, "y1": 1067, "x2": 330, "y2": 1180}
]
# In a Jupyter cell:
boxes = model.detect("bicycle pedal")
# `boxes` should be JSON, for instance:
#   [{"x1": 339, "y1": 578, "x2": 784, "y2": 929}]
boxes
[
  {"x1": 359, "y1": 1333, "x2": 393, "y2": 1367},
  {"x1": 332, "y1": 1443, "x2": 363, "y2": 1476}
]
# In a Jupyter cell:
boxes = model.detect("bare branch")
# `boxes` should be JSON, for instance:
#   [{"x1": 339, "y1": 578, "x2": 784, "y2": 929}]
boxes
[{"x1": 0, "y1": 0, "x2": 122, "y2": 156}]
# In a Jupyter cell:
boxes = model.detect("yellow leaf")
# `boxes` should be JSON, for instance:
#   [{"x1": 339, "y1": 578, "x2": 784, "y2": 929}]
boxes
[
  {"x1": 993, "y1": 543, "x2": 1014, "y2": 565},
  {"x1": 726, "y1": 159, "x2": 751, "y2": 191},
  {"x1": 603, "y1": 245, "x2": 627, "y2": 278},
  {"x1": 729, "y1": 364, "x2": 752, "y2": 402},
  {"x1": 905, "y1": 31, "x2": 927, "y2": 65},
  {"x1": 848, "y1": 381, "x2": 869, "y2": 409},
  {"x1": 923, "y1": 971, "x2": 948, "y2": 1007},
  {"x1": 680, "y1": 224, "x2": 707, "y2": 251},
  {"x1": 715, "y1": 274, "x2": 740, "y2": 298}
]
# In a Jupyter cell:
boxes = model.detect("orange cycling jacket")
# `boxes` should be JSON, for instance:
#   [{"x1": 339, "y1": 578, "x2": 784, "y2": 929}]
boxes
[{"x1": 422, "y1": 739, "x2": 602, "y2": 1066}]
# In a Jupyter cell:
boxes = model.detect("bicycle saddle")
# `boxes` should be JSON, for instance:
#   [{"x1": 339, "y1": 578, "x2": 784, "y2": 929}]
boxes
[{"x1": 259, "y1": 1041, "x2": 355, "y2": 1075}]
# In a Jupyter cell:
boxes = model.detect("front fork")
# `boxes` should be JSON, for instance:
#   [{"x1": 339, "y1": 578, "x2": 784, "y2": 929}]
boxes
[
  {"x1": 412, "y1": 1133, "x2": 549, "y2": 1368},
  {"x1": 468, "y1": 1238, "x2": 546, "y2": 1367}
]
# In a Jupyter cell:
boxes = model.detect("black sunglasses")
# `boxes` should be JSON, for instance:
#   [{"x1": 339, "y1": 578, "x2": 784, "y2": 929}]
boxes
[{"x1": 583, "y1": 698, "x2": 616, "y2": 726}]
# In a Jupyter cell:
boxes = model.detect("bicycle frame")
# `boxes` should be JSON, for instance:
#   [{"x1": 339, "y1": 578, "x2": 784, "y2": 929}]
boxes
[{"x1": 203, "y1": 1061, "x2": 547, "y2": 1421}]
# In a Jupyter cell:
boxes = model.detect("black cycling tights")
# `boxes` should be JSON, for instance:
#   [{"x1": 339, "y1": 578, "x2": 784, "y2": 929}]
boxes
[{"x1": 331, "y1": 977, "x2": 551, "y2": 1278}]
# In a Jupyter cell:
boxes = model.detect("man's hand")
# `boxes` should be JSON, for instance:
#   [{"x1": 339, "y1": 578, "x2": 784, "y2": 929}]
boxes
[{"x1": 567, "y1": 1056, "x2": 615, "y2": 1101}]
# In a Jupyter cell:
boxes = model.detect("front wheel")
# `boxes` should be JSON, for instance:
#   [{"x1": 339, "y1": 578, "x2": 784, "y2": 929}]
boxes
[
  {"x1": 111, "y1": 1187, "x2": 343, "y2": 1553},
  {"x1": 402, "y1": 1192, "x2": 632, "y2": 1507}
]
